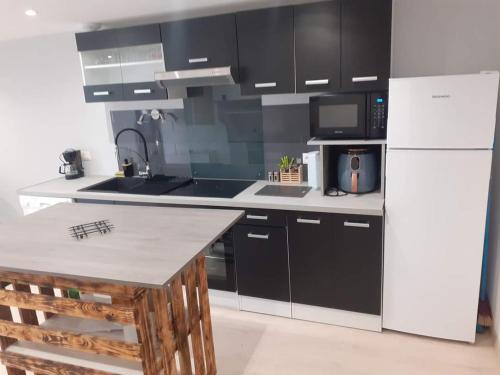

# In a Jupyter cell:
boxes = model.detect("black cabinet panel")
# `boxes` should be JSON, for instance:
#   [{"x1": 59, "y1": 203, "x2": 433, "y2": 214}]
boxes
[
  {"x1": 161, "y1": 14, "x2": 238, "y2": 72},
  {"x1": 295, "y1": 0, "x2": 341, "y2": 93},
  {"x1": 76, "y1": 24, "x2": 161, "y2": 51},
  {"x1": 83, "y1": 84, "x2": 124, "y2": 102},
  {"x1": 116, "y1": 24, "x2": 161, "y2": 47},
  {"x1": 234, "y1": 225, "x2": 289, "y2": 301},
  {"x1": 288, "y1": 212, "x2": 382, "y2": 315},
  {"x1": 76, "y1": 29, "x2": 118, "y2": 51},
  {"x1": 340, "y1": 0, "x2": 392, "y2": 91},
  {"x1": 123, "y1": 82, "x2": 167, "y2": 101},
  {"x1": 331, "y1": 214, "x2": 383, "y2": 314},
  {"x1": 236, "y1": 7, "x2": 295, "y2": 95},
  {"x1": 237, "y1": 209, "x2": 286, "y2": 227}
]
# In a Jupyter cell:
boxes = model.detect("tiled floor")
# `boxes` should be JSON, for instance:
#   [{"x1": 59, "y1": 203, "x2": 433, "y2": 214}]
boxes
[
  {"x1": 211, "y1": 307, "x2": 500, "y2": 375},
  {"x1": 1, "y1": 306, "x2": 499, "y2": 375}
]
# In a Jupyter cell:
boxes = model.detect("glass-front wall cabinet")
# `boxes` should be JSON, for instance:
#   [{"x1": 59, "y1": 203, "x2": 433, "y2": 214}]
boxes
[
  {"x1": 76, "y1": 24, "x2": 166, "y2": 102},
  {"x1": 80, "y1": 44, "x2": 164, "y2": 85}
]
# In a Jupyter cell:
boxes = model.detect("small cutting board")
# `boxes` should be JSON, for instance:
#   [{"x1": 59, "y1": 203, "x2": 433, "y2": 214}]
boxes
[{"x1": 254, "y1": 185, "x2": 312, "y2": 198}]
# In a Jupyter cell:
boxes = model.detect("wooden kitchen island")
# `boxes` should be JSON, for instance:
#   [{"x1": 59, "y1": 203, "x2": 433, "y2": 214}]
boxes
[{"x1": 0, "y1": 203, "x2": 243, "y2": 375}]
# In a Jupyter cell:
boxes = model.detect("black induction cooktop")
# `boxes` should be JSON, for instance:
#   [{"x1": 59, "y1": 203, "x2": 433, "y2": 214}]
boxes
[{"x1": 166, "y1": 179, "x2": 256, "y2": 198}]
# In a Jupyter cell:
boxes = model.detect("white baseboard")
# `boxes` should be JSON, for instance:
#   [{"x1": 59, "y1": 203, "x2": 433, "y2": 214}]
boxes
[
  {"x1": 208, "y1": 289, "x2": 239, "y2": 310},
  {"x1": 292, "y1": 303, "x2": 382, "y2": 332},
  {"x1": 239, "y1": 295, "x2": 292, "y2": 318}
]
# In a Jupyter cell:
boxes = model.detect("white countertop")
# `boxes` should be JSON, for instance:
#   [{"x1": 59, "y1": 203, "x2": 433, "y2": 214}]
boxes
[
  {"x1": 18, "y1": 176, "x2": 385, "y2": 216},
  {"x1": 0, "y1": 203, "x2": 243, "y2": 288}
]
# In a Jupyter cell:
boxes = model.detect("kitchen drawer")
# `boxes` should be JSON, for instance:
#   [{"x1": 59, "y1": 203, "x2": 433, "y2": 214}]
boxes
[
  {"x1": 83, "y1": 84, "x2": 124, "y2": 102},
  {"x1": 234, "y1": 225, "x2": 289, "y2": 302},
  {"x1": 123, "y1": 82, "x2": 167, "y2": 101},
  {"x1": 238, "y1": 209, "x2": 286, "y2": 227}
]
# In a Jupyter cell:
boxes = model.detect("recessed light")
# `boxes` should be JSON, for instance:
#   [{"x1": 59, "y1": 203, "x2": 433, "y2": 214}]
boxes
[{"x1": 25, "y1": 9, "x2": 37, "y2": 17}]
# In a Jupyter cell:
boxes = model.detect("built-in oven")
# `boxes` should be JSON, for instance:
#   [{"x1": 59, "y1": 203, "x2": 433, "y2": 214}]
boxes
[
  {"x1": 310, "y1": 92, "x2": 387, "y2": 139},
  {"x1": 205, "y1": 229, "x2": 236, "y2": 292}
]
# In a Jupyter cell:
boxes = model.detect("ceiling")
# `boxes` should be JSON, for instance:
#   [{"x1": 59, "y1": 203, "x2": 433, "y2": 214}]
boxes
[{"x1": 0, "y1": 0, "x2": 318, "y2": 42}]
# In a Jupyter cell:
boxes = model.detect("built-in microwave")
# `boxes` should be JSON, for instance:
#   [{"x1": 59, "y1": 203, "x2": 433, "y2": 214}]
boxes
[{"x1": 310, "y1": 92, "x2": 387, "y2": 139}]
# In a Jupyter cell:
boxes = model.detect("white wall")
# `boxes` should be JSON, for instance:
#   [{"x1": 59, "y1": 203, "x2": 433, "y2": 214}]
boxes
[
  {"x1": 391, "y1": 0, "x2": 500, "y2": 349},
  {"x1": 0, "y1": 33, "x2": 116, "y2": 222}
]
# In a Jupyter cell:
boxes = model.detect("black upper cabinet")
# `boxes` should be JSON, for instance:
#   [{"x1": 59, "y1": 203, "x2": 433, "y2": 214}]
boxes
[
  {"x1": 288, "y1": 212, "x2": 383, "y2": 315},
  {"x1": 234, "y1": 224, "x2": 290, "y2": 302},
  {"x1": 340, "y1": 0, "x2": 392, "y2": 91},
  {"x1": 161, "y1": 14, "x2": 238, "y2": 73},
  {"x1": 237, "y1": 7, "x2": 295, "y2": 95},
  {"x1": 295, "y1": 0, "x2": 341, "y2": 93}
]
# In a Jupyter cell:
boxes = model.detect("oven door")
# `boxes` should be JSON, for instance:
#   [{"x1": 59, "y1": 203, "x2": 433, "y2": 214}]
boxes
[
  {"x1": 204, "y1": 230, "x2": 237, "y2": 292},
  {"x1": 310, "y1": 94, "x2": 367, "y2": 138}
]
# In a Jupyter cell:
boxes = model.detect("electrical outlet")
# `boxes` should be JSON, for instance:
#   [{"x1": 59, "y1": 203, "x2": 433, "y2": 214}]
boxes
[
  {"x1": 302, "y1": 152, "x2": 309, "y2": 164},
  {"x1": 81, "y1": 150, "x2": 92, "y2": 161}
]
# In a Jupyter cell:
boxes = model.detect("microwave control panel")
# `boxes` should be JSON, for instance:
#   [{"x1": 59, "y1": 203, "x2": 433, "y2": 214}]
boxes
[{"x1": 368, "y1": 92, "x2": 388, "y2": 139}]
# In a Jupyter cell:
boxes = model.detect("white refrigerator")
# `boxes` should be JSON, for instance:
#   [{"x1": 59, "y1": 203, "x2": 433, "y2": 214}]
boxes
[{"x1": 383, "y1": 72, "x2": 500, "y2": 343}]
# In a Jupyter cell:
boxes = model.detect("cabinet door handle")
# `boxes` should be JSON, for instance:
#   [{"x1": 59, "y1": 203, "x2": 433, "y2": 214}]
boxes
[
  {"x1": 247, "y1": 233, "x2": 269, "y2": 240},
  {"x1": 133, "y1": 89, "x2": 152, "y2": 94},
  {"x1": 189, "y1": 57, "x2": 209, "y2": 63},
  {"x1": 254, "y1": 82, "x2": 277, "y2": 88},
  {"x1": 344, "y1": 221, "x2": 370, "y2": 228},
  {"x1": 297, "y1": 218, "x2": 321, "y2": 225},
  {"x1": 93, "y1": 91, "x2": 110, "y2": 96},
  {"x1": 246, "y1": 214, "x2": 268, "y2": 221},
  {"x1": 352, "y1": 76, "x2": 378, "y2": 83},
  {"x1": 305, "y1": 79, "x2": 329, "y2": 86}
]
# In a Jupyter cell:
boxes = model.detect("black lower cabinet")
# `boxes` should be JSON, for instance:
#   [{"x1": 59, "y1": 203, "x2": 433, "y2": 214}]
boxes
[
  {"x1": 233, "y1": 224, "x2": 290, "y2": 302},
  {"x1": 288, "y1": 212, "x2": 382, "y2": 315}
]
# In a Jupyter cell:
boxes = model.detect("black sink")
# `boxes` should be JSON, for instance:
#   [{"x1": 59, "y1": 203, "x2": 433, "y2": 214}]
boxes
[{"x1": 80, "y1": 176, "x2": 193, "y2": 196}]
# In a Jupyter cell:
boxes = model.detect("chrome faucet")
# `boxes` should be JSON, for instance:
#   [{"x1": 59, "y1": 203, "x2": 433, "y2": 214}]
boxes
[{"x1": 114, "y1": 128, "x2": 152, "y2": 179}]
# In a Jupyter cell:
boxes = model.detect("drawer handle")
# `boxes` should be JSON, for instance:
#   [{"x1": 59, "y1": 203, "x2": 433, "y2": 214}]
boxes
[
  {"x1": 255, "y1": 82, "x2": 277, "y2": 88},
  {"x1": 246, "y1": 214, "x2": 268, "y2": 221},
  {"x1": 297, "y1": 218, "x2": 321, "y2": 225},
  {"x1": 93, "y1": 91, "x2": 110, "y2": 96},
  {"x1": 247, "y1": 233, "x2": 269, "y2": 240},
  {"x1": 344, "y1": 221, "x2": 370, "y2": 228},
  {"x1": 133, "y1": 89, "x2": 152, "y2": 94},
  {"x1": 305, "y1": 79, "x2": 329, "y2": 86},
  {"x1": 352, "y1": 76, "x2": 378, "y2": 83},
  {"x1": 189, "y1": 57, "x2": 209, "y2": 63}
]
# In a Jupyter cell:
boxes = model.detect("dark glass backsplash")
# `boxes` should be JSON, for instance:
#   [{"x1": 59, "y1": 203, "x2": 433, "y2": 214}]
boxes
[{"x1": 111, "y1": 85, "x2": 317, "y2": 180}]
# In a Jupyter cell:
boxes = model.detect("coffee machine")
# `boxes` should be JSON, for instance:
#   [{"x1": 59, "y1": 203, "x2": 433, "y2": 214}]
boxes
[{"x1": 59, "y1": 149, "x2": 84, "y2": 180}]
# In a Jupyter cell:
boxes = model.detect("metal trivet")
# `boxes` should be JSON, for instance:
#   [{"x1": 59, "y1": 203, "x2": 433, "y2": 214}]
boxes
[{"x1": 69, "y1": 220, "x2": 114, "y2": 240}]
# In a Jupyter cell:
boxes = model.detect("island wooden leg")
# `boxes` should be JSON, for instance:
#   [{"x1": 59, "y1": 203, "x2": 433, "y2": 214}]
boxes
[
  {"x1": 134, "y1": 289, "x2": 158, "y2": 375},
  {"x1": 152, "y1": 255, "x2": 217, "y2": 375},
  {"x1": 152, "y1": 288, "x2": 178, "y2": 375},
  {"x1": 196, "y1": 256, "x2": 217, "y2": 375},
  {"x1": 185, "y1": 263, "x2": 206, "y2": 375}
]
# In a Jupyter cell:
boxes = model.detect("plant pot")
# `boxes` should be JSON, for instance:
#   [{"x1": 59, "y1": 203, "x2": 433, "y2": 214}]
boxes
[{"x1": 280, "y1": 165, "x2": 303, "y2": 184}]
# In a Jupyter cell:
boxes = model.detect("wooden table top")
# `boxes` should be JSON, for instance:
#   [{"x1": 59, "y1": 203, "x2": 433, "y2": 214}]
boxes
[{"x1": 0, "y1": 203, "x2": 243, "y2": 288}]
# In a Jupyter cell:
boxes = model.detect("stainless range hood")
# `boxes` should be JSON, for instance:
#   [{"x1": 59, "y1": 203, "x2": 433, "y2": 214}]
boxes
[{"x1": 155, "y1": 66, "x2": 235, "y2": 98}]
